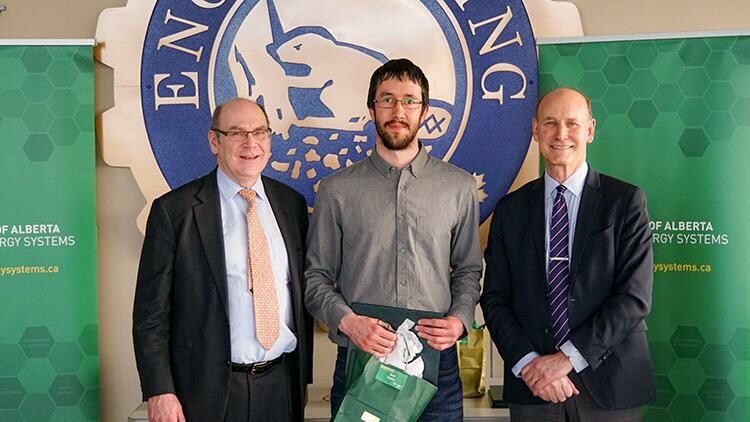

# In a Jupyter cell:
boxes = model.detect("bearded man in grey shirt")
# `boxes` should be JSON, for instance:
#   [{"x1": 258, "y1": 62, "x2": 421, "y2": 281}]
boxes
[{"x1": 305, "y1": 58, "x2": 483, "y2": 421}]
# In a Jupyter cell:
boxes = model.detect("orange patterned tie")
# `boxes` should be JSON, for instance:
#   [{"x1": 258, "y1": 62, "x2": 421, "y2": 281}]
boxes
[{"x1": 239, "y1": 189, "x2": 279, "y2": 350}]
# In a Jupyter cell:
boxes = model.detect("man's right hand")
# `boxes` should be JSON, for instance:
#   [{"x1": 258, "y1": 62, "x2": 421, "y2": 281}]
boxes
[
  {"x1": 338, "y1": 313, "x2": 397, "y2": 358},
  {"x1": 147, "y1": 393, "x2": 185, "y2": 422}
]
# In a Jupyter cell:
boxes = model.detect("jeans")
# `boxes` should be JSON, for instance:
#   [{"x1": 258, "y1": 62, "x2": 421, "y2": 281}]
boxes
[{"x1": 330, "y1": 345, "x2": 463, "y2": 421}]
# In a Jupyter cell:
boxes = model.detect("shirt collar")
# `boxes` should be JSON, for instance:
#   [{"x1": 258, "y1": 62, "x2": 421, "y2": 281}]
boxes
[
  {"x1": 216, "y1": 167, "x2": 268, "y2": 203},
  {"x1": 368, "y1": 142, "x2": 429, "y2": 178},
  {"x1": 544, "y1": 161, "x2": 588, "y2": 199}
]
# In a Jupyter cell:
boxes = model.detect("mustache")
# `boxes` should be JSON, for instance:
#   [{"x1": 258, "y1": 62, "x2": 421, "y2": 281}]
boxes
[{"x1": 385, "y1": 119, "x2": 409, "y2": 127}]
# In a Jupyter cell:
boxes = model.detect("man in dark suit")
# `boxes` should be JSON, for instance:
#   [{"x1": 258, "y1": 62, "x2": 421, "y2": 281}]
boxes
[
  {"x1": 481, "y1": 87, "x2": 655, "y2": 421},
  {"x1": 133, "y1": 98, "x2": 312, "y2": 422}
]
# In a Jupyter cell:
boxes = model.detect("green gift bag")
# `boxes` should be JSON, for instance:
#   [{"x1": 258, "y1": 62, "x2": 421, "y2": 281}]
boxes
[{"x1": 334, "y1": 350, "x2": 438, "y2": 422}]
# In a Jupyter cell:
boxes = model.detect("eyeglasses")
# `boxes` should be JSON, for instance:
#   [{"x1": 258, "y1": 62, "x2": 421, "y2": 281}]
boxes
[
  {"x1": 372, "y1": 96, "x2": 423, "y2": 109},
  {"x1": 212, "y1": 127, "x2": 272, "y2": 142}
]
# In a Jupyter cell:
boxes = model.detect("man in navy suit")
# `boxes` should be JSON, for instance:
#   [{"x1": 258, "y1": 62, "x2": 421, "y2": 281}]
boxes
[
  {"x1": 133, "y1": 98, "x2": 312, "y2": 422},
  {"x1": 481, "y1": 87, "x2": 655, "y2": 421}
]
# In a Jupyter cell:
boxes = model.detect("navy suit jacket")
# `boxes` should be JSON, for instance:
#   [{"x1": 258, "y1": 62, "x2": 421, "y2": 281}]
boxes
[
  {"x1": 133, "y1": 169, "x2": 312, "y2": 421},
  {"x1": 480, "y1": 167, "x2": 655, "y2": 409}
]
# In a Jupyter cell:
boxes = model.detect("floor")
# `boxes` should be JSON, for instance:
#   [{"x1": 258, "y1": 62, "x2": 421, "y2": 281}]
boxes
[{"x1": 127, "y1": 384, "x2": 510, "y2": 421}]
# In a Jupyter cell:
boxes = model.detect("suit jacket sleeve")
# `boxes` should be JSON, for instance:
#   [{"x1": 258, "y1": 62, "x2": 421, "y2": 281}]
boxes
[
  {"x1": 132, "y1": 198, "x2": 178, "y2": 399},
  {"x1": 295, "y1": 191, "x2": 314, "y2": 385},
  {"x1": 480, "y1": 197, "x2": 539, "y2": 367},
  {"x1": 571, "y1": 186, "x2": 654, "y2": 370}
]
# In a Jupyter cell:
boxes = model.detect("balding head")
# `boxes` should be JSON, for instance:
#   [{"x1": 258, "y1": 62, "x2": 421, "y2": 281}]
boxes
[
  {"x1": 536, "y1": 87, "x2": 593, "y2": 120},
  {"x1": 211, "y1": 98, "x2": 270, "y2": 131}
]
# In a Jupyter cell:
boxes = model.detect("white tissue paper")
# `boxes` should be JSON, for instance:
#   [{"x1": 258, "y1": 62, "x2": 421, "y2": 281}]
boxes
[{"x1": 379, "y1": 319, "x2": 425, "y2": 378}]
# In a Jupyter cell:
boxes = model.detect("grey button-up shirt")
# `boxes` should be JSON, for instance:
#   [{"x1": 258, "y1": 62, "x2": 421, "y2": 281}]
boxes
[{"x1": 305, "y1": 146, "x2": 483, "y2": 346}]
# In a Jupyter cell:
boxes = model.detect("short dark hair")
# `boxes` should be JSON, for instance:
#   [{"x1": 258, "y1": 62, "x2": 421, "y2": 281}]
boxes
[
  {"x1": 535, "y1": 87, "x2": 593, "y2": 119},
  {"x1": 367, "y1": 58, "x2": 429, "y2": 110},
  {"x1": 211, "y1": 98, "x2": 270, "y2": 130}
]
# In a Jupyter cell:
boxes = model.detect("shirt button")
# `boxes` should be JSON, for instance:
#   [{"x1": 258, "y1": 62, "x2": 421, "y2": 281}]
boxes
[
  {"x1": 400, "y1": 186, "x2": 406, "y2": 190},
  {"x1": 399, "y1": 280, "x2": 406, "y2": 285}
]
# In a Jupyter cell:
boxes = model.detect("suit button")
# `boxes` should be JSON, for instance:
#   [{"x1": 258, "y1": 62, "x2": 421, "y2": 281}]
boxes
[
  {"x1": 544, "y1": 328, "x2": 550, "y2": 334},
  {"x1": 225, "y1": 320, "x2": 230, "y2": 327}
]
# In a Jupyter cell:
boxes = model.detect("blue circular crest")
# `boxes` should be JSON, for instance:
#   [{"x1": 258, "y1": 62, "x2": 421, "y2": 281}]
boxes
[{"x1": 141, "y1": 0, "x2": 538, "y2": 221}]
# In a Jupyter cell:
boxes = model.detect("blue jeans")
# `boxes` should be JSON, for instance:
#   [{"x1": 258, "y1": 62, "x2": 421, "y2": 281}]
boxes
[{"x1": 330, "y1": 345, "x2": 463, "y2": 421}]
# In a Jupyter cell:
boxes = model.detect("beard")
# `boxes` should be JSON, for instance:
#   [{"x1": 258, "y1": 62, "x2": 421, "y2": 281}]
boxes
[{"x1": 375, "y1": 117, "x2": 419, "y2": 151}]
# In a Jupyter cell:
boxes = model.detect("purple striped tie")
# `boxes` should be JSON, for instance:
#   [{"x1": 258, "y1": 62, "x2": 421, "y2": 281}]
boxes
[{"x1": 548, "y1": 185, "x2": 571, "y2": 348}]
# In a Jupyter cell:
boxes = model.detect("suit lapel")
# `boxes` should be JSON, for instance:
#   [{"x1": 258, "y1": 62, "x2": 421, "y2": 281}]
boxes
[
  {"x1": 264, "y1": 177, "x2": 300, "y2": 269},
  {"x1": 529, "y1": 178, "x2": 548, "y2": 282},
  {"x1": 194, "y1": 170, "x2": 229, "y2": 317},
  {"x1": 569, "y1": 168, "x2": 602, "y2": 286}
]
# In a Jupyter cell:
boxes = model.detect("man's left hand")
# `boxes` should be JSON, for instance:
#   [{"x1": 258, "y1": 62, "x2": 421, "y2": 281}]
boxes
[
  {"x1": 415, "y1": 315, "x2": 464, "y2": 350},
  {"x1": 535, "y1": 375, "x2": 580, "y2": 403},
  {"x1": 521, "y1": 351, "x2": 574, "y2": 396}
]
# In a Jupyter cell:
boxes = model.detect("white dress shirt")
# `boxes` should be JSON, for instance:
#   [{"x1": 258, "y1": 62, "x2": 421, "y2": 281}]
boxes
[
  {"x1": 217, "y1": 168, "x2": 296, "y2": 363},
  {"x1": 512, "y1": 162, "x2": 590, "y2": 376}
]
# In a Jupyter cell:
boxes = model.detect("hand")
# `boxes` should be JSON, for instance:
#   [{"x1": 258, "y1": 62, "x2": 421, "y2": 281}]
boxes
[
  {"x1": 415, "y1": 315, "x2": 464, "y2": 351},
  {"x1": 338, "y1": 313, "x2": 397, "y2": 358},
  {"x1": 521, "y1": 352, "x2": 574, "y2": 395},
  {"x1": 147, "y1": 393, "x2": 185, "y2": 422},
  {"x1": 536, "y1": 375, "x2": 580, "y2": 403}
]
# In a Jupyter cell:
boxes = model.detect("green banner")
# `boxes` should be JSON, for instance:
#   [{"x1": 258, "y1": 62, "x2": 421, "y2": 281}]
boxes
[
  {"x1": 539, "y1": 35, "x2": 750, "y2": 421},
  {"x1": 0, "y1": 44, "x2": 98, "y2": 421}
]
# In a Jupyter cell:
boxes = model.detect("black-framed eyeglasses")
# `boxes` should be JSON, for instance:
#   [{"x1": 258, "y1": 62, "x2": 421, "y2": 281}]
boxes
[
  {"x1": 372, "y1": 96, "x2": 423, "y2": 109},
  {"x1": 212, "y1": 127, "x2": 272, "y2": 142}
]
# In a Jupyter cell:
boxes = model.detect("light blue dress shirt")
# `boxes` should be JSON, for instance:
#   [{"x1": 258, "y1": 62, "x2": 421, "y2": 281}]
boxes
[
  {"x1": 217, "y1": 168, "x2": 296, "y2": 363},
  {"x1": 512, "y1": 162, "x2": 590, "y2": 377}
]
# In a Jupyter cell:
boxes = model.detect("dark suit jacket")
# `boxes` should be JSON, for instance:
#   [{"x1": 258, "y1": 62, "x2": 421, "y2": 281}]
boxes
[
  {"x1": 133, "y1": 169, "x2": 312, "y2": 421},
  {"x1": 480, "y1": 167, "x2": 655, "y2": 409}
]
